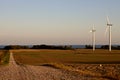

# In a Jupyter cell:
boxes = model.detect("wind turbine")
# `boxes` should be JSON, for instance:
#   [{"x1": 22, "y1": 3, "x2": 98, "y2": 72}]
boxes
[
  {"x1": 106, "y1": 16, "x2": 113, "y2": 51},
  {"x1": 90, "y1": 25, "x2": 96, "y2": 51}
]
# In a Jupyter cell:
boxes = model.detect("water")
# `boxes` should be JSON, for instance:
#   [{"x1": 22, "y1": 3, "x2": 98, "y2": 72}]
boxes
[
  {"x1": 72, "y1": 45, "x2": 120, "y2": 49},
  {"x1": 72, "y1": 45, "x2": 85, "y2": 49},
  {"x1": 72, "y1": 45, "x2": 102, "y2": 49},
  {"x1": 0, "y1": 45, "x2": 5, "y2": 49}
]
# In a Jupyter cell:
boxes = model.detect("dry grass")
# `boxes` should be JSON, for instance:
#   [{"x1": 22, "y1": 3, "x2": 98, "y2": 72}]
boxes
[
  {"x1": 0, "y1": 51, "x2": 3, "y2": 64},
  {"x1": 13, "y1": 49, "x2": 120, "y2": 65},
  {"x1": 67, "y1": 64, "x2": 120, "y2": 80},
  {"x1": 74, "y1": 49, "x2": 120, "y2": 54},
  {"x1": 0, "y1": 49, "x2": 119, "y2": 80},
  {"x1": 41, "y1": 63, "x2": 120, "y2": 80},
  {"x1": 12, "y1": 49, "x2": 120, "y2": 79}
]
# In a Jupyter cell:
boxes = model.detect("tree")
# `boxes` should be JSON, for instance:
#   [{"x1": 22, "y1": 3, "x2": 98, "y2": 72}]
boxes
[
  {"x1": 4, "y1": 45, "x2": 29, "y2": 50},
  {"x1": 85, "y1": 45, "x2": 92, "y2": 49}
]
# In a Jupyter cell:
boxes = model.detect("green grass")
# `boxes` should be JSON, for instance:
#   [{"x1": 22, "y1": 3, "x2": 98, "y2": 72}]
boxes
[
  {"x1": 13, "y1": 49, "x2": 120, "y2": 65},
  {"x1": 0, "y1": 50, "x2": 10, "y2": 65}
]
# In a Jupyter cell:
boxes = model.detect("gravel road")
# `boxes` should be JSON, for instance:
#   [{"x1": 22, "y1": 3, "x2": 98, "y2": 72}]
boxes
[
  {"x1": 0, "y1": 53, "x2": 81, "y2": 80},
  {"x1": 0, "y1": 53, "x2": 110, "y2": 80}
]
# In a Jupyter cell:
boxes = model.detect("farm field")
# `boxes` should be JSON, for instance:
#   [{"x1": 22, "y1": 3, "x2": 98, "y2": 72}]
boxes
[
  {"x1": 0, "y1": 49, "x2": 120, "y2": 80},
  {"x1": 0, "y1": 50, "x2": 6, "y2": 58},
  {"x1": 12, "y1": 49, "x2": 120, "y2": 80},
  {"x1": 13, "y1": 49, "x2": 120, "y2": 65},
  {"x1": 0, "y1": 51, "x2": 3, "y2": 57}
]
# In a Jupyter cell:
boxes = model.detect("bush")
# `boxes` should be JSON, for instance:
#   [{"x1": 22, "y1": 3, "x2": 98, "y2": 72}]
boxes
[
  {"x1": 4, "y1": 45, "x2": 29, "y2": 50},
  {"x1": 101, "y1": 45, "x2": 120, "y2": 50},
  {"x1": 31, "y1": 45, "x2": 73, "y2": 50},
  {"x1": 85, "y1": 45, "x2": 92, "y2": 49}
]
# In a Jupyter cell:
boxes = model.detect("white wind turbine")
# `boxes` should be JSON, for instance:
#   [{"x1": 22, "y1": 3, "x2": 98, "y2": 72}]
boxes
[
  {"x1": 90, "y1": 25, "x2": 96, "y2": 51},
  {"x1": 106, "y1": 16, "x2": 113, "y2": 51}
]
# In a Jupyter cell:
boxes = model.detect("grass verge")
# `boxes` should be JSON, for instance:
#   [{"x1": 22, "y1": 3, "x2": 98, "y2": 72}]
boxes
[{"x1": 0, "y1": 51, "x2": 10, "y2": 65}]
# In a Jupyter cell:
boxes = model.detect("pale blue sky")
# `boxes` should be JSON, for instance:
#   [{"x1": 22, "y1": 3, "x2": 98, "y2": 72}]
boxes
[{"x1": 0, "y1": 0, "x2": 120, "y2": 45}]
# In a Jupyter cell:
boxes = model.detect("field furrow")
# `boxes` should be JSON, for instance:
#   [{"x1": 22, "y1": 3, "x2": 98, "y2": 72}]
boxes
[{"x1": 0, "y1": 50, "x2": 119, "y2": 80}]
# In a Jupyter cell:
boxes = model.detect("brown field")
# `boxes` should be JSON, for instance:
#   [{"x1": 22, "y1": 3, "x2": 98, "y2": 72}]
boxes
[
  {"x1": 0, "y1": 50, "x2": 6, "y2": 56},
  {"x1": 12, "y1": 49, "x2": 120, "y2": 65},
  {"x1": 0, "y1": 51, "x2": 3, "y2": 56},
  {"x1": 12, "y1": 49, "x2": 120, "y2": 80},
  {"x1": 0, "y1": 49, "x2": 120, "y2": 80},
  {"x1": 0, "y1": 51, "x2": 3, "y2": 63}
]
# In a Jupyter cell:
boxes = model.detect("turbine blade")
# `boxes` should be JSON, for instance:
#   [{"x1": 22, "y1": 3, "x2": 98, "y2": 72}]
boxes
[
  {"x1": 93, "y1": 24, "x2": 95, "y2": 29},
  {"x1": 105, "y1": 26, "x2": 109, "y2": 36},
  {"x1": 107, "y1": 16, "x2": 110, "y2": 24}
]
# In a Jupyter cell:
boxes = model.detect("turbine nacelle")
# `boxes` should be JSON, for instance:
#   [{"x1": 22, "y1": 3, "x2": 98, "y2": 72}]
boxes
[
  {"x1": 107, "y1": 24, "x2": 113, "y2": 26},
  {"x1": 107, "y1": 16, "x2": 113, "y2": 27},
  {"x1": 90, "y1": 25, "x2": 96, "y2": 32},
  {"x1": 91, "y1": 29, "x2": 96, "y2": 32}
]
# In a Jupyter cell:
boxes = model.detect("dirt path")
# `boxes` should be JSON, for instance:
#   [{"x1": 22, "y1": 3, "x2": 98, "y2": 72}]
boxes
[
  {"x1": 0, "y1": 53, "x2": 80, "y2": 80},
  {"x1": 0, "y1": 53, "x2": 109, "y2": 80}
]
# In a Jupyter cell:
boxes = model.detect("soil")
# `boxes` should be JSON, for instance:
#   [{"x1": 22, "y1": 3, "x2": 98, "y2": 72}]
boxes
[{"x1": 0, "y1": 53, "x2": 117, "y2": 80}]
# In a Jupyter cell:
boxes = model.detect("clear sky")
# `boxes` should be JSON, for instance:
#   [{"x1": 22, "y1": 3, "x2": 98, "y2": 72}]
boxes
[{"x1": 0, "y1": 0, "x2": 120, "y2": 45}]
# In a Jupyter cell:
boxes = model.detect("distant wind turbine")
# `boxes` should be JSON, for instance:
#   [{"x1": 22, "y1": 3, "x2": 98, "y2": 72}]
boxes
[
  {"x1": 106, "y1": 16, "x2": 113, "y2": 51},
  {"x1": 90, "y1": 25, "x2": 96, "y2": 51}
]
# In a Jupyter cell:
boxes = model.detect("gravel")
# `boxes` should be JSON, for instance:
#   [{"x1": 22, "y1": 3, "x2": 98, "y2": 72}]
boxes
[{"x1": 0, "y1": 53, "x2": 115, "y2": 80}]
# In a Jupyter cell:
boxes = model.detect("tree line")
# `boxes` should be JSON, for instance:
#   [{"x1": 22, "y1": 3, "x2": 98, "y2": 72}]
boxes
[
  {"x1": 85, "y1": 45, "x2": 120, "y2": 50},
  {"x1": 3, "y1": 45, "x2": 73, "y2": 50},
  {"x1": 3, "y1": 45, "x2": 120, "y2": 50}
]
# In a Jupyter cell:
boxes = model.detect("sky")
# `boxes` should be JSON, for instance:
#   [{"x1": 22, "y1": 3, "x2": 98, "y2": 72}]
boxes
[{"x1": 0, "y1": 0, "x2": 120, "y2": 45}]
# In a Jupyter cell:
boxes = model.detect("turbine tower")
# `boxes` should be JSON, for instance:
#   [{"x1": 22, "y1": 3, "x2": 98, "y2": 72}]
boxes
[
  {"x1": 90, "y1": 25, "x2": 96, "y2": 51},
  {"x1": 106, "y1": 16, "x2": 113, "y2": 51}
]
